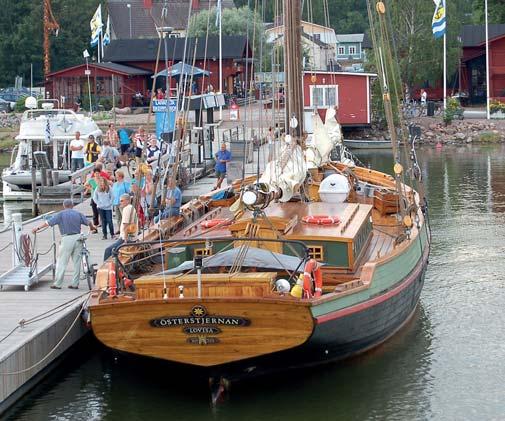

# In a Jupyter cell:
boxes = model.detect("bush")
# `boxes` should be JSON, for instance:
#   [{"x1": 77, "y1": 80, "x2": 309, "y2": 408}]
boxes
[
  {"x1": 14, "y1": 96, "x2": 28, "y2": 112},
  {"x1": 443, "y1": 97, "x2": 462, "y2": 125},
  {"x1": 98, "y1": 96, "x2": 119, "y2": 111},
  {"x1": 490, "y1": 99, "x2": 505, "y2": 114},
  {"x1": 478, "y1": 131, "x2": 501, "y2": 142}
]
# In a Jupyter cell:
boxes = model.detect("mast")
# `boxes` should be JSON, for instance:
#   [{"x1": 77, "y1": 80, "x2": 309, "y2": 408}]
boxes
[{"x1": 283, "y1": 0, "x2": 304, "y2": 139}]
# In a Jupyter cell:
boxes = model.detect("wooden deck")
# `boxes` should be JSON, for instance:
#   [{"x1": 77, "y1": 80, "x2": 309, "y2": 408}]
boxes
[{"x1": 0, "y1": 198, "x2": 117, "y2": 415}]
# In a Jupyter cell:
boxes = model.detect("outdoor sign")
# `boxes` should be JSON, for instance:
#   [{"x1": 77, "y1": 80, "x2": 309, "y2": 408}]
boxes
[{"x1": 153, "y1": 99, "x2": 177, "y2": 139}]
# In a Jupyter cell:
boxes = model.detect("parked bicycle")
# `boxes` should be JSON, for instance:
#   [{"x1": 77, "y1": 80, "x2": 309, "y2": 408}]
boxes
[{"x1": 78, "y1": 233, "x2": 97, "y2": 290}]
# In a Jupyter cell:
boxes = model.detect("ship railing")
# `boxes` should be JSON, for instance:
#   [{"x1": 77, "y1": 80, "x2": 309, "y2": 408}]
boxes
[{"x1": 111, "y1": 237, "x2": 311, "y2": 296}]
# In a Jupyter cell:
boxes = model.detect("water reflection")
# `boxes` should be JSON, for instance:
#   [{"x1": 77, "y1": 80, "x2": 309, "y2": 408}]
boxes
[{"x1": 7, "y1": 307, "x2": 433, "y2": 421}]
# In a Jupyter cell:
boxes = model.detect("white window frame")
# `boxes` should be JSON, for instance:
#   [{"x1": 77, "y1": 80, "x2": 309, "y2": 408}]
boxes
[
  {"x1": 309, "y1": 85, "x2": 339, "y2": 108},
  {"x1": 338, "y1": 46, "x2": 345, "y2": 55},
  {"x1": 349, "y1": 46, "x2": 356, "y2": 55}
]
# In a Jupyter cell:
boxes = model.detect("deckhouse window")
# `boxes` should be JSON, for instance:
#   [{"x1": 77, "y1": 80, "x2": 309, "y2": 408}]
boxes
[
  {"x1": 310, "y1": 85, "x2": 338, "y2": 108},
  {"x1": 308, "y1": 246, "x2": 324, "y2": 261},
  {"x1": 349, "y1": 46, "x2": 356, "y2": 55},
  {"x1": 338, "y1": 46, "x2": 345, "y2": 55}
]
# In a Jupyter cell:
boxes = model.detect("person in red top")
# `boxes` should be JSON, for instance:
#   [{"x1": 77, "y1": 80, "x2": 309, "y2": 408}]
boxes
[
  {"x1": 156, "y1": 88, "x2": 165, "y2": 99},
  {"x1": 94, "y1": 162, "x2": 112, "y2": 183}
]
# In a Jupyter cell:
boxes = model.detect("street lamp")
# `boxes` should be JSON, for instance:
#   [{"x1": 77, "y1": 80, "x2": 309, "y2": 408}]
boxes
[{"x1": 126, "y1": 3, "x2": 132, "y2": 38}]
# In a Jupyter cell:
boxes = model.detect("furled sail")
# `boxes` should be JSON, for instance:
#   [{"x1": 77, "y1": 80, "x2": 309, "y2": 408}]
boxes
[
  {"x1": 305, "y1": 108, "x2": 342, "y2": 169},
  {"x1": 259, "y1": 136, "x2": 307, "y2": 202}
]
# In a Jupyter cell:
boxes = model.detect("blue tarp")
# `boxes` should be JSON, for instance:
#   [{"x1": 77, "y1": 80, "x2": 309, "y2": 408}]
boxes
[{"x1": 152, "y1": 62, "x2": 210, "y2": 80}]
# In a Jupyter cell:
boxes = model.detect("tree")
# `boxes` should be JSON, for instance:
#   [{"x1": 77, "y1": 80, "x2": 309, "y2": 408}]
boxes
[
  {"x1": 188, "y1": 6, "x2": 271, "y2": 71},
  {"x1": 0, "y1": 0, "x2": 100, "y2": 88},
  {"x1": 472, "y1": 0, "x2": 505, "y2": 24}
]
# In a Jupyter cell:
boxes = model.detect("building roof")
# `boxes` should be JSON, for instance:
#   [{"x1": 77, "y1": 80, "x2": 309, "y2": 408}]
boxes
[
  {"x1": 336, "y1": 34, "x2": 364, "y2": 43},
  {"x1": 107, "y1": 0, "x2": 235, "y2": 39},
  {"x1": 461, "y1": 24, "x2": 505, "y2": 47},
  {"x1": 46, "y1": 62, "x2": 152, "y2": 77},
  {"x1": 103, "y1": 36, "x2": 250, "y2": 62}
]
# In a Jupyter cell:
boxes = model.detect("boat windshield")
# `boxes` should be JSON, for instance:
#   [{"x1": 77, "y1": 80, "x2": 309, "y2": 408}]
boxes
[{"x1": 22, "y1": 109, "x2": 78, "y2": 122}]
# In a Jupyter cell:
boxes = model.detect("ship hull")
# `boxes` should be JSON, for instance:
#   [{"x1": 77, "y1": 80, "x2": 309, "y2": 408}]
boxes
[{"x1": 90, "y1": 240, "x2": 428, "y2": 379}]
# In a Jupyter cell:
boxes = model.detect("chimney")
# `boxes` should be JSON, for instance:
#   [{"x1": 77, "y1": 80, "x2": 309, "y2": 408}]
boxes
[
  {"x1": 144, "y1": 0, "x2": 152, "y2": 8},
  {"x1": 192, "y1": 0, "x2": 200, "y2": 10}
]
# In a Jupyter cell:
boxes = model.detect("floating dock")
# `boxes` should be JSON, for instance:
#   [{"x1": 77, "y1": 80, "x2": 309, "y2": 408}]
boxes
[{"x1": 0, "y1": 200, "x2": 115, "y2": 415}]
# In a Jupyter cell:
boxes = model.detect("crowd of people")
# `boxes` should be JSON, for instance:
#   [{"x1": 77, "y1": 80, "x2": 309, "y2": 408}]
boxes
[{"x1": 38, "y1": 123, "x2": 235, "y2": 289}]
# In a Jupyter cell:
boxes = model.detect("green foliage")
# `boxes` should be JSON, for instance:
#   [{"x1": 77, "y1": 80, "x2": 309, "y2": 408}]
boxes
[
  {"x1": 472, "y1": 0, "x2": 505, "y2": 24},
  {"x1": 478, "y1": 131, "x2": 501, "y2": 142},
  {"x1": 0, "y1": 0, "x2": 100, "y2": 88},
  {"x1": 443, "y1": 97, "x2": 463, "y2": 125},
  {"x1": 188, "y1": 6, "x2": 270, "y2": 70},
  {"x1": 98, "y1": 96, "x2": 119, "y2": 111},
  {"x1": 14, "y1": 96, "x2": 28, "y2": 112}
]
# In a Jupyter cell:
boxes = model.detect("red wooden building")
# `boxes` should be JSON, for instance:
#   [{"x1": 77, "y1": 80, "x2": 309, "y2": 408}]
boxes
[
  {"x1": 302, "y1": 70, "x2": 375, "y2": 129},
  {"x1": 459, "y1": 24, "x2": 505, "y2": 104},
  {"x1": 44, "y1": 36, "x2": 253, "y2": 108}
]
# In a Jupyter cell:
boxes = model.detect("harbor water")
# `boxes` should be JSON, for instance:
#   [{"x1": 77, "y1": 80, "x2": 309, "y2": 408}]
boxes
[{"x1": 2, "y1": 144, "x2": 505, "y2": 420}]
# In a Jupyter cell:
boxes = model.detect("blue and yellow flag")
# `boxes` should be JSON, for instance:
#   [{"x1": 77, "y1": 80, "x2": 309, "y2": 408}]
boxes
[
  {"x1": 90, "y1": 4, "x2": 103, "y2": 47},
  {"x1": 103, "y1": 15, "x2": 110, "y2": 47},
  {"x1": 432, "y1": 0, "x2": 446, "y2": 39}
]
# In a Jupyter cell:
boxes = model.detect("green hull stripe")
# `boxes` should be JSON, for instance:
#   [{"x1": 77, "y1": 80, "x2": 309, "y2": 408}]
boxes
[{"x1": 311, "y1": 225, "x2": 429, "y2": 317}]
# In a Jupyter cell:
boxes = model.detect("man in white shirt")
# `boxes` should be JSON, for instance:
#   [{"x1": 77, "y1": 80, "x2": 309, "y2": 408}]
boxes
[
  {"x1": 70, "y1": 131, "x2": 85, "y2": 172},
  {"x1": 103, "y1": 194, "x2": 138, "y2": 260}
]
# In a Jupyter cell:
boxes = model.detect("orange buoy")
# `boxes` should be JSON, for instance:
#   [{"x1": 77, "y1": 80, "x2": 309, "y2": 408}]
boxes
[
  {"x1": 201, "y1": 218, "x2": 229, "y2": 229},
  {"x1": 302, "y1": 259, "x2": 323, "y2": 298},
  {"x1": 301, "y1": 215, "x2": 340, "y2": 225}
]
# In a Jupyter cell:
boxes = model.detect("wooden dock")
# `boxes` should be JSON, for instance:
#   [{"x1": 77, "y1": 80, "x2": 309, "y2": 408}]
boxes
[{"x1": 0, "y1": 199, "x2": 117, "y2": 415}]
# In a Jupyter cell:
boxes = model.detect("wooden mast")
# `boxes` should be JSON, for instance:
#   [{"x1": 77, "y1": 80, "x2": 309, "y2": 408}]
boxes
[{"x1": 283, "y1": 0, "x2": 304, "y2": 140}]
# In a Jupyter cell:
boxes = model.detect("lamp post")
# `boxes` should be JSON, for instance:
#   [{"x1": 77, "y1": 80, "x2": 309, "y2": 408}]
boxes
[
  {"x1": 127, "y1": 3, "x2": 132, "y2": 38},
  {"x1": 83, "y1": 49, "x2": 93, "y2": 115}
]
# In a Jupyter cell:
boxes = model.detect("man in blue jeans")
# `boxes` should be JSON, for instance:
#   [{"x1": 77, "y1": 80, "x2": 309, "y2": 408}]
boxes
[{"x1": 213, "y1": 143, "x2": 231, "y2": 190}]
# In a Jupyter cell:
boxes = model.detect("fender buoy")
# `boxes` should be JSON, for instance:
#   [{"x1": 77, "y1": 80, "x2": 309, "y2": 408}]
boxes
[
  {"x1": 201, "y1": 218, "x2": 229, "y2": 229},
  {"x1": 108, "y1": 261, "x2": 117, "y2": 297},
  {"x1": 302, "y1": 259, "x2": 323, "y2": 298},
  {"x1": 301, "y1": 215, "x2": 340, "y2": 225}
]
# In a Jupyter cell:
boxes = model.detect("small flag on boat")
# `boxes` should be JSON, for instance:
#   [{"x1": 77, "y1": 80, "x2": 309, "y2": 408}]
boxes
[
  {"x1": 102, "y1": 15, "x2": 111, "y2": 47},
  {"x1": 44, "y1": 118, "x2": 51, "y2": 145},
  {"x1": 215, "y1": 0, "x2": 222, "y2": 27},
  {"x1": 432, "y1": 0, "x2": 446, "y2": 39},
  {"x1": 90, "y1": 4, "x2": 103, "y2": 47}
]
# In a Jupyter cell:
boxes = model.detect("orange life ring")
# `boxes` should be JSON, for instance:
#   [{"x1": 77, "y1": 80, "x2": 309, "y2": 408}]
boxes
[
  {"x1": 108, "y1": 261, "x2": 117, "y2": 297},
  {"x1": 301, "y1": 215, "x2": 340, "y2": 225},
  {"x1": 201, "y1": 218, "x2": 229, "y2": 229},
  {"x1": 302, "y1": 259, "x2": 323, "y2": 298}
]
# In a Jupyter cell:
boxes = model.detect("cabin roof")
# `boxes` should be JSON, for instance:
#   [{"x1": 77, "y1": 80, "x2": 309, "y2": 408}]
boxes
[
  {"x1": 103, "y1": 36, "x2": 250, "y2": 62},
  {"x1": 461, "y1": 24, "x2": 505, "y2": 47}
]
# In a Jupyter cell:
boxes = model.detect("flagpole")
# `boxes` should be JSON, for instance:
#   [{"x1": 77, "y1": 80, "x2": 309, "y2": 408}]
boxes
[
  {"x1": 98, "y1": 31, "x2": 101, "y2": 63},
  {"x1": 485, "y1": 0, "x2": 490, "y2": 119},
  {"x1": 443, "y1": 32, "x2": 447, "y2": 110},
  {"x1": 218, "y1": 2, "x2": 223, "y2": 121}
]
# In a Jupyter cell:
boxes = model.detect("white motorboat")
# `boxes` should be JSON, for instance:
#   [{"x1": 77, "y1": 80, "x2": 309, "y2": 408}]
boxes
[{"x1": 2, "y1": 99, "x2": 102, "y2": 200}]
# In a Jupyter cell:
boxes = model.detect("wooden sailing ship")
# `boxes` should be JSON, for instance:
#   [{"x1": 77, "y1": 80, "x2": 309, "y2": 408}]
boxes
[{"x1": 88, "y1": 0, "x2": 430, "y2": 385}]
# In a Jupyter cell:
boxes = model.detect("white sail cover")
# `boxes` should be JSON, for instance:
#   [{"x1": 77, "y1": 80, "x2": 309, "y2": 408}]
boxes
[
  {"x1": 305, "y1": 108, "x2": 342, "y2": 169},
  {"x1": 259, "y1": 139, "x2": 307, "y2": 202}
]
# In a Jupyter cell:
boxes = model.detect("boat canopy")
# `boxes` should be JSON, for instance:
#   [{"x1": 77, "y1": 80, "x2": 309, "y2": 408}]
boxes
[{"x1": 159, "y1": 247, "x2": 307, "y2": 274}]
